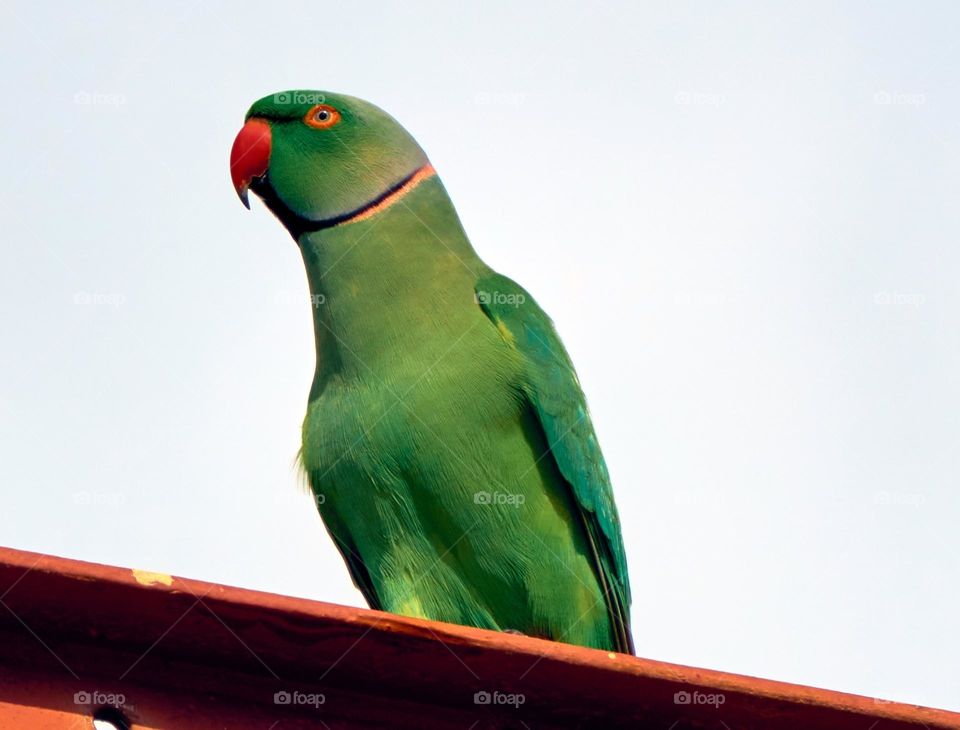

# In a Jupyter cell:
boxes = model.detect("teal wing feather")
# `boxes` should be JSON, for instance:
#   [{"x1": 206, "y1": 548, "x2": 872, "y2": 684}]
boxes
[{"x1": 476, "y1": 273, "x2": 634, "y2": 654}]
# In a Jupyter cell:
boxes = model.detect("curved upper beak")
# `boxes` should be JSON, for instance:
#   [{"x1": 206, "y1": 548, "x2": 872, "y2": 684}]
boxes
[{"x1": 230, "y1": 118, "x2": 272, "y2": 209}]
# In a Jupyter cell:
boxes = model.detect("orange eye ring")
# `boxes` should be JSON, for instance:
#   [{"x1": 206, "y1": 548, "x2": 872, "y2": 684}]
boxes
[{"x1": 304, "y1": 104, "x2": 341, "y2": 129}]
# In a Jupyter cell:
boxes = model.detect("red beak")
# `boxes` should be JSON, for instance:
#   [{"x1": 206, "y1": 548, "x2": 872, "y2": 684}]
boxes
[{"x1": 230, "y1": 119, "x2": 272, "y2": 208}]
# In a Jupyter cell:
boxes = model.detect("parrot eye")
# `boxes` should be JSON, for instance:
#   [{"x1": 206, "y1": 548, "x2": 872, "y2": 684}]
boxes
[{"x1": 304, "y1": 104, "x2": 341, "y2": 129}]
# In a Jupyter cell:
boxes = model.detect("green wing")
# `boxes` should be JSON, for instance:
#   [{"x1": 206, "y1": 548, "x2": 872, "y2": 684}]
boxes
[
  {"x1": 304, "y1": 467, "x2": 384, "y2": 612},
  {"x1": 476, "y1": 273, "x2": 634, "y2": 654},
  {"x1": 324, "y1": 516, "x2": 383, "y2": 611}
]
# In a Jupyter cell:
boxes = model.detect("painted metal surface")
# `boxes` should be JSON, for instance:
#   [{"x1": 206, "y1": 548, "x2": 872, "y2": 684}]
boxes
[{"x1": 0, "y1": 545, "x2": 955, "y2": 729}]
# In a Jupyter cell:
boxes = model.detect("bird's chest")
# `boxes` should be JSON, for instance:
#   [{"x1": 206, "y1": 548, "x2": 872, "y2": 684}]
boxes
[{"x1": 301, "y1": 349, "x2": 523, "y2": 494}]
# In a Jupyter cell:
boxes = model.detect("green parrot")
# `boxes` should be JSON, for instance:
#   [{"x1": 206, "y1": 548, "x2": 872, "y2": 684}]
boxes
[{"x1": 230, "y1": 91, "x2": 633, "y2": 654}]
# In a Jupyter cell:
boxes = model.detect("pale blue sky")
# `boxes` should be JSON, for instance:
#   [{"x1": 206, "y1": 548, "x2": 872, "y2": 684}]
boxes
[{"x1": 1, "y1": 0, "x2": 957, "y2": 711}]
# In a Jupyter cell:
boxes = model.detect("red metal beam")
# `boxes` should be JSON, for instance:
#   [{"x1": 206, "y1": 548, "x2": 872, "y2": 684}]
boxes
[{"x1": 0, "y1": 545, "x2": 955, "y2": 729}]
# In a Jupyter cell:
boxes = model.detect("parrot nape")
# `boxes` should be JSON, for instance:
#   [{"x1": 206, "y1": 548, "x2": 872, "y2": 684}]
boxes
[{"x1": 230, "y1": 91, "x2": 633, "y2": 654}]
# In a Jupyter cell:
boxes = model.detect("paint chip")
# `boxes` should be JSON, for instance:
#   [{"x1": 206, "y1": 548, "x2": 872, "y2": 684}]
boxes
[{"x1": 132, "y1": 569, "x2": 173, "y2": 586}]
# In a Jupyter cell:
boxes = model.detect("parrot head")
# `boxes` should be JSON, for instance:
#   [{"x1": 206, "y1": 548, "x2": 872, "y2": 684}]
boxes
[{"x1": 230, "y1": 90, "x2": 430, "y2": 234}]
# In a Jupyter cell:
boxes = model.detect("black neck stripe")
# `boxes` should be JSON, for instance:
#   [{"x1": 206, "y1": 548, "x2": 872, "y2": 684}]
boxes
[{"x1": 251, "y1": 165, "x2": 430, "y2": 240}]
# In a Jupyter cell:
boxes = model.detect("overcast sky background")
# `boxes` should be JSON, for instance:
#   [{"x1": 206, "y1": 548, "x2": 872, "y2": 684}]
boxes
[{"x1": 1, "y1": 0, "x2": 957, "y2": 712}]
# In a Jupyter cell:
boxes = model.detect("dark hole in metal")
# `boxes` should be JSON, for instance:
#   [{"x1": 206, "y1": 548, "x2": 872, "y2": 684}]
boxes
[{"x1": 92, "y1": 706, "x2": 130, "y2": 730}]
